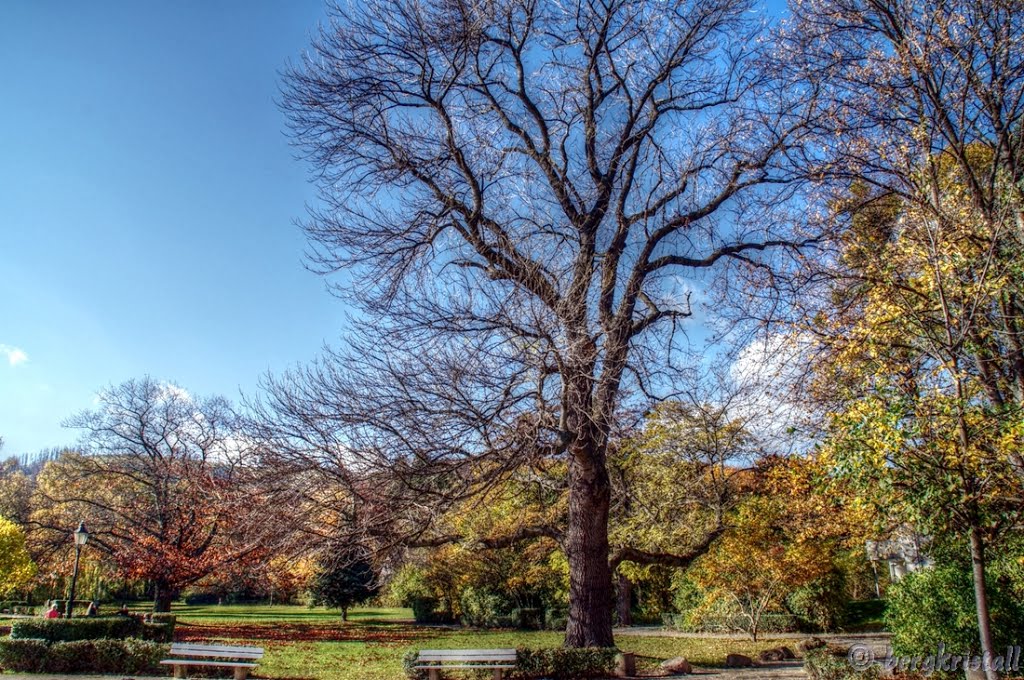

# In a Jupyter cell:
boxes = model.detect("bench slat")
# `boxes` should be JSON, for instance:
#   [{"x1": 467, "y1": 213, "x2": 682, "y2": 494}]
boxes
[
  {"x1": 171, "y1": 644, "x2": 264, "y2": 654},
  {"x1": 417, "y1": 656, "x2": 516, "y2": 661},
  {"x1": 417, "y1": 649, "x2": 516, "y2": 655},
  {"x1": 417, "y1": 652, "x2": 516, "y2": 659},
  {"x1": 161, "y1": 660, "x2": 258, "y2": 668},
  {"x1": 165, "y1": 650, "x2": 263, "y2": 660},
  {"x1": 416, "y1": 665, "x2": 517, "y2": 669}
]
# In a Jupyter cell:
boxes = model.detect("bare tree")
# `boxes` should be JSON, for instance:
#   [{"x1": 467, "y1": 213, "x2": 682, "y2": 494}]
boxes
[{"x1": 269, "y1": 0, "x2": 813, "y2": 646}]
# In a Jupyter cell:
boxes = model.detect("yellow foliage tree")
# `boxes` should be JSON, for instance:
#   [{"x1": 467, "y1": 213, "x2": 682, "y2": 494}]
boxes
[{"x1": 0, "y1": 515, "x2": 36, "y2": 599}]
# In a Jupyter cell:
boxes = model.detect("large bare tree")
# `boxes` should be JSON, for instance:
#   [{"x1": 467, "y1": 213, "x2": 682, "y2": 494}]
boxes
[{"x1": 270, "y1": 0, "x2": 812, "y2": 646}]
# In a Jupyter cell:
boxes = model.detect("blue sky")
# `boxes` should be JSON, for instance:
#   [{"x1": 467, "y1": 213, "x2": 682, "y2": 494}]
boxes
[
  {"x1": 0, "y1": 0, "x2": 790, "y2": 456},
  {"x1": 0, "y1": 1, "x2": 338, "y2": 455}
]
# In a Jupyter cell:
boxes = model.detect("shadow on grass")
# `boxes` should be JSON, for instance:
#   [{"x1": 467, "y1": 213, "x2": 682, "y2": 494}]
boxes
[{"x1": 176, "y1": 621, "x2": 439, "y2": 645}]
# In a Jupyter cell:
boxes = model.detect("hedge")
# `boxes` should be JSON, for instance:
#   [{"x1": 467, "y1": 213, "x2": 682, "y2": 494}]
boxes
[
  {"x1": 0, "y1": 637, "x2": 167, "y2": 674},
  {"x1": 403, "y1": 647, "x2": 619, "y2": 680},
  {"x1": 510, "y1": 647, "x2": 619, "y2": 679},
  {"x1": 10, "y1": 616, "x2": 144, "y2": 642}
]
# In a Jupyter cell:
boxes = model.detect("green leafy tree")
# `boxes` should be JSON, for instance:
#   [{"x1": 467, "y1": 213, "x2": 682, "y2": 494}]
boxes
[{"x1": 309, "y1": 552, "x2": 378, "y2": 621}]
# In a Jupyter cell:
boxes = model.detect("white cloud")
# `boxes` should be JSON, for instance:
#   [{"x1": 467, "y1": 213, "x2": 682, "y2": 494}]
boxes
[
  {"x1": 0, "y1": 344, "x2": 29, "y2": 367},
  {"x1": 728, "y1": 332, "x2": 817, "y2": 451}
]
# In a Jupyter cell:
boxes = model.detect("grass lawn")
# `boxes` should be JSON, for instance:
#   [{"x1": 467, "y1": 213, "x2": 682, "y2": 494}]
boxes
[
  {"x1": 843, "y1": 599, "x2": 886, "y2": 632},
  {"x1": 164, "y1": 604, "x2": 801, "y2": 680}
]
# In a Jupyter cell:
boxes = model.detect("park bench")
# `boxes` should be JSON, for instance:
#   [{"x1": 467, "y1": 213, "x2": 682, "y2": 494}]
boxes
[
  {"x1": 160, "y1": 642, "x2": 264, "y2": 680},
  {"x1": 413, "y1": 648, "x2": 517, "y2": 680}
]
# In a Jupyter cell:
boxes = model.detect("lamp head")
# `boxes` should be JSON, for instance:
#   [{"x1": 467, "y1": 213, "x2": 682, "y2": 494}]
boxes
[{"x1": 73, "y1": 522, "x2": 89, "y2": 546}]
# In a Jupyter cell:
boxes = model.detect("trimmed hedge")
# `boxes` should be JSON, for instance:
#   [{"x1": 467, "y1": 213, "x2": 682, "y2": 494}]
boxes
[
  {"x1": 403, "y1": 647, "x2": 619, "y2": 680},
  {"x1": 142, "y1": 613, "x2": 177, "y2": 642},
  {"x1": 0, "y1": 638, "x2": 48, "y2": 673},
  {"x1": 511, "y1": 647, "x2": 619, "y2": 679},
  {"x1": 0, "y1": 637, "x2": 167, "y2": 674},
  {"x1": 10, "y1": 616, "x2": 143, "y2": 642}
]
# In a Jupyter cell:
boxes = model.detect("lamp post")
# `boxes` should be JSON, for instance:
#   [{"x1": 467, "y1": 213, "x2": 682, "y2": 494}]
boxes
[{"x1": 66, "y1": 522, "x2": 89, "y2": 618}]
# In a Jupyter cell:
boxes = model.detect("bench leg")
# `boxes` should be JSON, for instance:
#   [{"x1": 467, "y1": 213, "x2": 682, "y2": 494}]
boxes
[
  {"x1": 428, "y1": 670, "x2": 439, "y2": 680},
  {"x1": 234, "y1": 667, "x2": 249, "y2": 680},
  {"x1": 173, "y1": 664, "x2": 185, "y2": 679},
  {"x1": 494, "y1": 670, "x2": 503, "y2": 680}
]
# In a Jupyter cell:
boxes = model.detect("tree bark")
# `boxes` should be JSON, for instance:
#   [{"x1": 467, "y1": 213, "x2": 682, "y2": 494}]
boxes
[
  {"x1": 565, "y1": 440, "x2": 614, "y2": 647},
  {"x1": 616, "y1": 572, "x2": 633, "y2": 627},
  {"x1": 969, "y1": 526, "x2": 998, "y2": 680},
  {"x1": 153, "y1": 581, "x2": 175, "y2": 613}
]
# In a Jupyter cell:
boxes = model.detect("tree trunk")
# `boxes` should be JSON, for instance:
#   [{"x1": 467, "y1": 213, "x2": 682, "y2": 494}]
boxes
[
  {"x1": 342, "y1": 606, "x2": 348, "y2": 622},
  {"x1": 564, "y1": 441, "x2": 615, "y2": 648},
  {"x1": 969, "y1": 526, "x2": 999, "y2": 680},
  {"x1": 153, "y1": 582, "x2": 175, "y2": 613},
  {"x1": 616, "y1": 572, "x2": 633, "y2": 627}
]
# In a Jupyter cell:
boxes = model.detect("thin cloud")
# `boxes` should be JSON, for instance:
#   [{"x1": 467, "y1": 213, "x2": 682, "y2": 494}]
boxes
[{"x1": 0, "y1": 345, "x2": 29, "y2": 367}]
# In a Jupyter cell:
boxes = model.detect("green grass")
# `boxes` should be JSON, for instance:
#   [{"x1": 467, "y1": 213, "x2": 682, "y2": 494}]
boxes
[
  {"x1": 843, "y1": 599, "x2": 887, "y2": 632},
  {"x1": 150, "y1": 604, "x2": 802, "y2": 680}
]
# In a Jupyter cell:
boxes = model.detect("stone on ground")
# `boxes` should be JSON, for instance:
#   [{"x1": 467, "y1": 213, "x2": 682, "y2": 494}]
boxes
[
  {"x1": 660, "y1": 656, "x2": 693, "y2": 674},
  {"x1": 725, "y1": 653, "x2": 755, "y2": 667}
]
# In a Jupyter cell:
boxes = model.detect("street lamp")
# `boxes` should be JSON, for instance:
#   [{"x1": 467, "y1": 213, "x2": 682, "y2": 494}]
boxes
[{"x1": 66, "y1": 522, "x2": 89, "y2": 618}]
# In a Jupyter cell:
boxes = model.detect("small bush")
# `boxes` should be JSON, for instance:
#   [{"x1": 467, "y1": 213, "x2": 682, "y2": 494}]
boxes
[
  {"x1": 459, "y1": 588, "x2": 511, "y2": 628},
  {"x1": 787, "y1": 572, "x2": 848, "y2": 632},
  {"x1": 410, "y1": 596, "x2": 454, "y2": 624},
  {"x1": 664, "y1": 610, "x2": 798, "y2": 634},
  {"x1": 513, "y1": 608, "x2": 544, "y2": 630},
  {"x1": 0, "y1": 637, "x2": 48, "y2": 672},
  {"x1": 544, "y1": 608, "x2": 568, "y2": 631},
  {"x1": 885, "y1": 565, "x2": 1024, "y2": 657},
  {"x1": 803, "y1": 646, "x2": 879, "y2": 680},
  {"x1": 11, "y1": 616, "x2": 143, "y2": 642}
]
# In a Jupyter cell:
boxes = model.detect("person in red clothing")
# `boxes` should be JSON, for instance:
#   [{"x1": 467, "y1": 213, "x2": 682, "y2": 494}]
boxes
[{"x1": 44, "y1": 603, "x2": 61, "y2": 619}]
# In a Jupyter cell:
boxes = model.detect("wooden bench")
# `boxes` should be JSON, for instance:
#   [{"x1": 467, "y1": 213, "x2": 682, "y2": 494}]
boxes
[
  {"x1": 413, "y1": 649, "x2": 517, "y2": 680},
  {"x1": 160, "y1": 642, "x2": 264, "y2": 680}
]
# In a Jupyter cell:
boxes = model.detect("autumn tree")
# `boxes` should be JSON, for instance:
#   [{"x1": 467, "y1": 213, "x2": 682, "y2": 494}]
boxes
[
  {"x1": 609, "y1": 379, "x2": 765, "y2": 624},
  {"x1": 0, "y1": 458, "x2": 33, "y2": 527},
  {"x1": 0, "y1": 515, "x2": 35, "y2": 599},
  {"x1": 31, "y1": 378, "x2": 273, "y2": 611},
  {"x1": 266, "y1": 0, "x2": 814, "y2": 647},
  {"x1": 689, "y1": 498, "x2": 828, "y2": 640},
  {"x1": 784, "y1": 0, "x2": 1024, "y2": 671}
]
